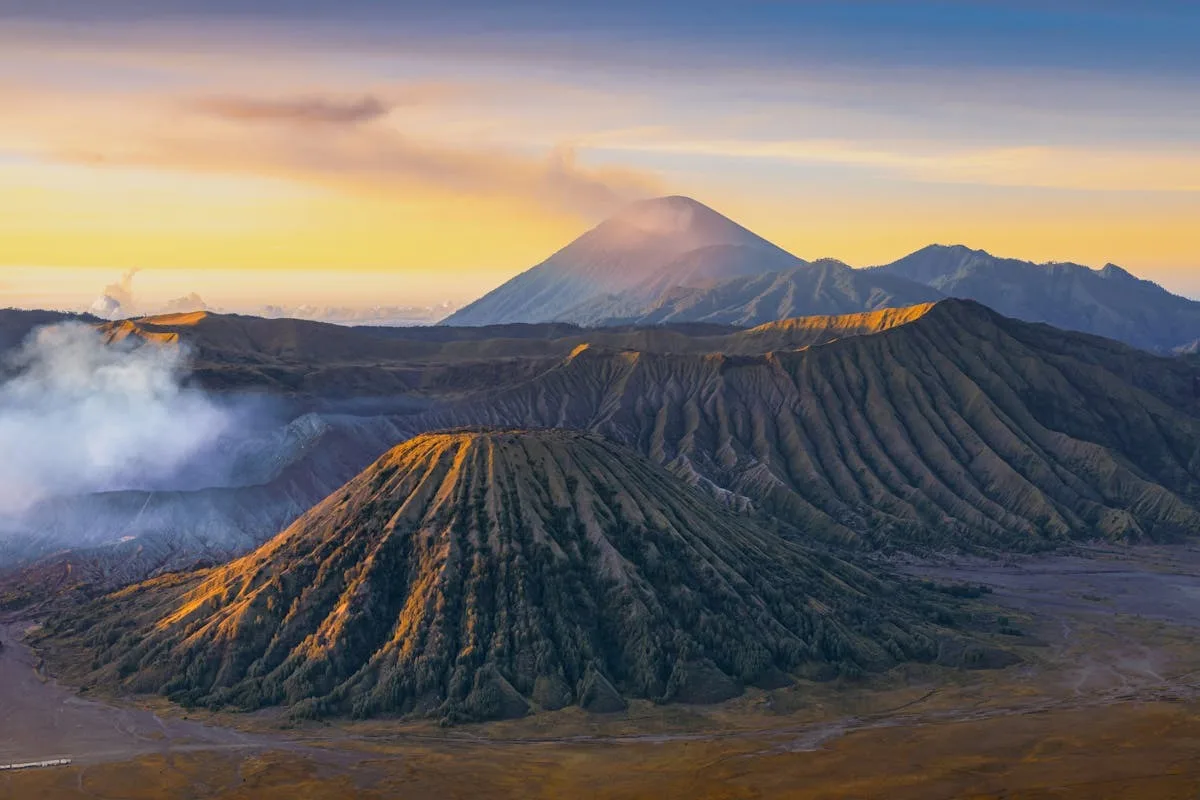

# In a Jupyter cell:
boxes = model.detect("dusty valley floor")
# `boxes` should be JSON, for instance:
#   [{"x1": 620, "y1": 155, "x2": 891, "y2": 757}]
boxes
[{"x1": 7, "y1": 545, "x2": 1200, "y2": 798}]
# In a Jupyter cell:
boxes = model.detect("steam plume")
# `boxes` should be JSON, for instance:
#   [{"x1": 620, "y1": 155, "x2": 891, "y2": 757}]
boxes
[
  {"x1": 0, "y1": 323, "x2": 232, "y2": 517},
  {"x1": 89, "y1": 267, "x2": 140, "y2": 319}
]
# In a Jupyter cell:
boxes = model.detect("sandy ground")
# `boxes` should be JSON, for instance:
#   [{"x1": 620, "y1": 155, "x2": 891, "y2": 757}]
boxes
[
  {"x1": 906, "y1": 544, "x2": 1200, "y2": 627},
  {"x1": 0, "y1": 617, "x2": 267, "y2": 766},
  {"x1": 7, "y1": 545, "x2": 1200, "y2": 797}
]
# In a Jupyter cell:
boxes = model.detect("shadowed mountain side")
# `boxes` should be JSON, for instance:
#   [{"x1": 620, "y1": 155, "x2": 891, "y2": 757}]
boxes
[
  {"x1": 48, "y1": 430, "x2": 977, "y2": 723},
  {"x1": 566, "y1": 259, "x2": 944, "y2": 327},
  {"x1": 0, "y1": 309, "x2": 98, "y2": 357},
  {"x1": 629, "y1": 243, "x2": 806, "y2": 297},
  {"x1": 558, "y1": 244, "x2": 807, "y2": 325},
  {"x1": 0, "y1": 305, "x2": 945, "y2": 588},
  {"x1": 872, "y1": 244, "x2": 1200, "y2": 353},
  {"x1": 93, "y1": 307, "x2": 945, "y2": 403},
  {"x1": 419, "y1": 300, "x2": 1200, "y2": 551},
  {"x1": 99, "y1": 312, "x2": 712, "y2": 403},
  {"x1": 7, "y1": 299, "x2": 1200, "y2": 605},
  {"x1": 438, "y1": 195, "x2": 1199, "y2": 349}
]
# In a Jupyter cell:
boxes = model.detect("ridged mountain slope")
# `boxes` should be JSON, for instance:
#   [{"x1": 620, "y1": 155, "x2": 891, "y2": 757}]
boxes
[
  {"x1": 56, "y1": 430, "x2": 954, "y2": 721},
  {"x1": 0, "y1": 306, "x2": 956, "y2": 582},
  {"x1": 872, "y1": 244, "x2": 1200, "y2": 353},
  {"x1": 568, "y1": 259, "x2": 944, "y2": 327},
  {"x1": 559, "y1": 244, "x2": 808, "y2": 325},
  {"x1": 424, "y1": 300, "x2": 1200, "y2": 551}
]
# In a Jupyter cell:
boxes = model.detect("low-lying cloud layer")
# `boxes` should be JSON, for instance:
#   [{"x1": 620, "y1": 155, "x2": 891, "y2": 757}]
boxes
[{"x1": 0, "y1": 323, "x2": 233, "y2": 516}]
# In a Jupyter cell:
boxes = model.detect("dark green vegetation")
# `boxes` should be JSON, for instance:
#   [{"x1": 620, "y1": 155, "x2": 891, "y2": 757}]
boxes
[
  {"x1": 47, "y1": 430, "x2": 981, "y2": 722},
  {"x1": 872, "y1": 244, "x2": 1200, "y2": 353},
  {"x1": 425, "y1": 300, "x2": 1200, "y2": 551},
  {"x1": 6, "y1": 295, "x2": 1200, "y2": 600},
  {"x1": 95, "y1": 306, "x2": 914, "y2": 404}
]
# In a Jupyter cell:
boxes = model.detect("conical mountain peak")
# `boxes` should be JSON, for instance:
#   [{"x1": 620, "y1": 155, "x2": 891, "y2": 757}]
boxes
[
  {"x1": 443, "y1": 197, "x2": 797, "y2": 326},
  {"x1": 602, "y1": 195, "x2": 763, "y2": 245},
  {"x1": 62, "y1": 428, "x2": 951, "y2": 723}
]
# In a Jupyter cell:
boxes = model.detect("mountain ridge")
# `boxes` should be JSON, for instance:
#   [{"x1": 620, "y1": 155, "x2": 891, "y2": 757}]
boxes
[
  {"x1": 421, "y1": 299, "x2": 1200, "y2": 551},
  {"x1": 871, "y1": 244, "x2": 1200, "y2": 352},
  {"x1": 6, "y1": 298, "x2": 1200, "y2": 606},
  {"x1": 438, "y1": 196, "x2": 1200, "y2": 352},
  {"x1": 567, "y1": 258, "x2": 945, "y2": 327}
]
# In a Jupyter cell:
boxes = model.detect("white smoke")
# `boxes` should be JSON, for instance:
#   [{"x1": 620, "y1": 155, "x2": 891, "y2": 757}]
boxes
[
  {"x1": 162, "y1": 293, "x2": 209, "y2": 314},
  {"x1": 89, "y1": 267, "x2": 140, "y2": 319},
  {"x1": 0, "y1": 323, "x2": 233, "y2": 516}
]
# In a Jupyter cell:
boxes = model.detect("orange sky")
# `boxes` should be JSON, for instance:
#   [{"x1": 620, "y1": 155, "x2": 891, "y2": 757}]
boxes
[{"x1": 2, "y1": 12, "x2": 1198, "y2": 310}]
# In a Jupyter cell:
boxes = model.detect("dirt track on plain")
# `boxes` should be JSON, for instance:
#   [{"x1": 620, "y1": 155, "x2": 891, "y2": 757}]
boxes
[{"x1": 0, "y1": 617, "x2": 265, "y2": 766}]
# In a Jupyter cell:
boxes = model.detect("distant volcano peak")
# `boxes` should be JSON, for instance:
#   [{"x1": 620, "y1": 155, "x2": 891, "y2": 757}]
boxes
[
  {"x1": 610, "y1": 195, "x2": 722, "y2": 228},
  {"x1": 602, "y1": 195, "x2": 768, "y2": 248},
  {"x1": 442, "y1": 195, "x2": 796, "y2": 326}
]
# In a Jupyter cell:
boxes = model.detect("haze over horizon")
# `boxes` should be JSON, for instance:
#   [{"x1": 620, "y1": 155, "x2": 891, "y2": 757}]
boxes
[{"x1": 2, "y1": 1, "x2": 1199, "y2": 311}]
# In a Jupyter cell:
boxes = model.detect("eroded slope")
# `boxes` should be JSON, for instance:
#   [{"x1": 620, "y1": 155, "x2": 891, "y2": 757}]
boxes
[
  {"x1": 51, "y1": 430, "x2": 959, "y2": 722},
  {"x1": 426, "y1": 300, "x2": 1200, "y2": 550}
]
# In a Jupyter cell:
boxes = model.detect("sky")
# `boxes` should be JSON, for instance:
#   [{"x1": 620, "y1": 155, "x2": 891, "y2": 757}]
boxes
[{"x1": 1, "y1": 0, "x2": 1199, "y2": 312}]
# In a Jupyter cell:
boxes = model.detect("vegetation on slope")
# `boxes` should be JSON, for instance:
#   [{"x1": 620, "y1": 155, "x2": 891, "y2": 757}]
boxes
[
  {"x1": 424, "y1": 300, "x2": 1200, "y2": 551},
  {"x1": 47, "y1": 430, "x2": 976, "y2": 722}
]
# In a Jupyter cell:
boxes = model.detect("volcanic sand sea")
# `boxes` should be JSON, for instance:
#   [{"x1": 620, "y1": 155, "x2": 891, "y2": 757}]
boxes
[
  {"x1": 0, "y1": 616, "x2": 269, "y2": 766},
  {"x1": 8, "y1": 547, "x2": 1200, "y2": 797}
]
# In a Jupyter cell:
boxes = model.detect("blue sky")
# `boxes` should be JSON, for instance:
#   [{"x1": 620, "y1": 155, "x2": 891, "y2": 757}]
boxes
[{"x1": 5, "y1": 1, "x2": 1197, "y2": 72}]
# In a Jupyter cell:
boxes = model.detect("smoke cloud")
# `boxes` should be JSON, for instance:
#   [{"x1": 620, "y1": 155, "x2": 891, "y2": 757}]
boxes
[
  {"x1": 162, "y1": 293, "x2": 209, "y2": 314},
  {"x1": 0, "y1": 322, "x2": 233, "y2": 517},
  {"x1": 89, "y1": 267, "x2": 140, "y2": 319}
]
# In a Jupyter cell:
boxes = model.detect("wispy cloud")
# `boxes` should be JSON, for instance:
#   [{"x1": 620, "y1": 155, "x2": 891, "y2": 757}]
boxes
[
  {"x1": 0, "y1": 78, "x2": 662, "y2": 218},
  {"x1": 193, "y1": 93, "x2": 391, "y2": 125},
  {"x1": 188, "y1": 84, "x2": 470, "y2": 125},
  {"x1": 592, "y1": 135, "x2": 1200, "y2": 193},
  {"x1": 51, "y1": 102, "x2": 662, "y2": 216},
  {"x1": 0, "y1": 9, "x2": 1196, "y2": 293}
]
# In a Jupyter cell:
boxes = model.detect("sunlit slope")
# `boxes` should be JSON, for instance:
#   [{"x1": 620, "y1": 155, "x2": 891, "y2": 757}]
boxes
[
  {"x1": 90, "y1": 305, "x2": 937, "y2": 398},
  {"x1": 103, "y1": 304, "x2": 928, "y2": 363},
  {"x1": 60, "y1": 430, "x2": 962, "y2": 721},
  {"x1": 0, "y1": 304, "x2": 949, "y2": 588},
  {"x1": 427, "y1": 300, "x2": 1200, "y2": 549}
]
